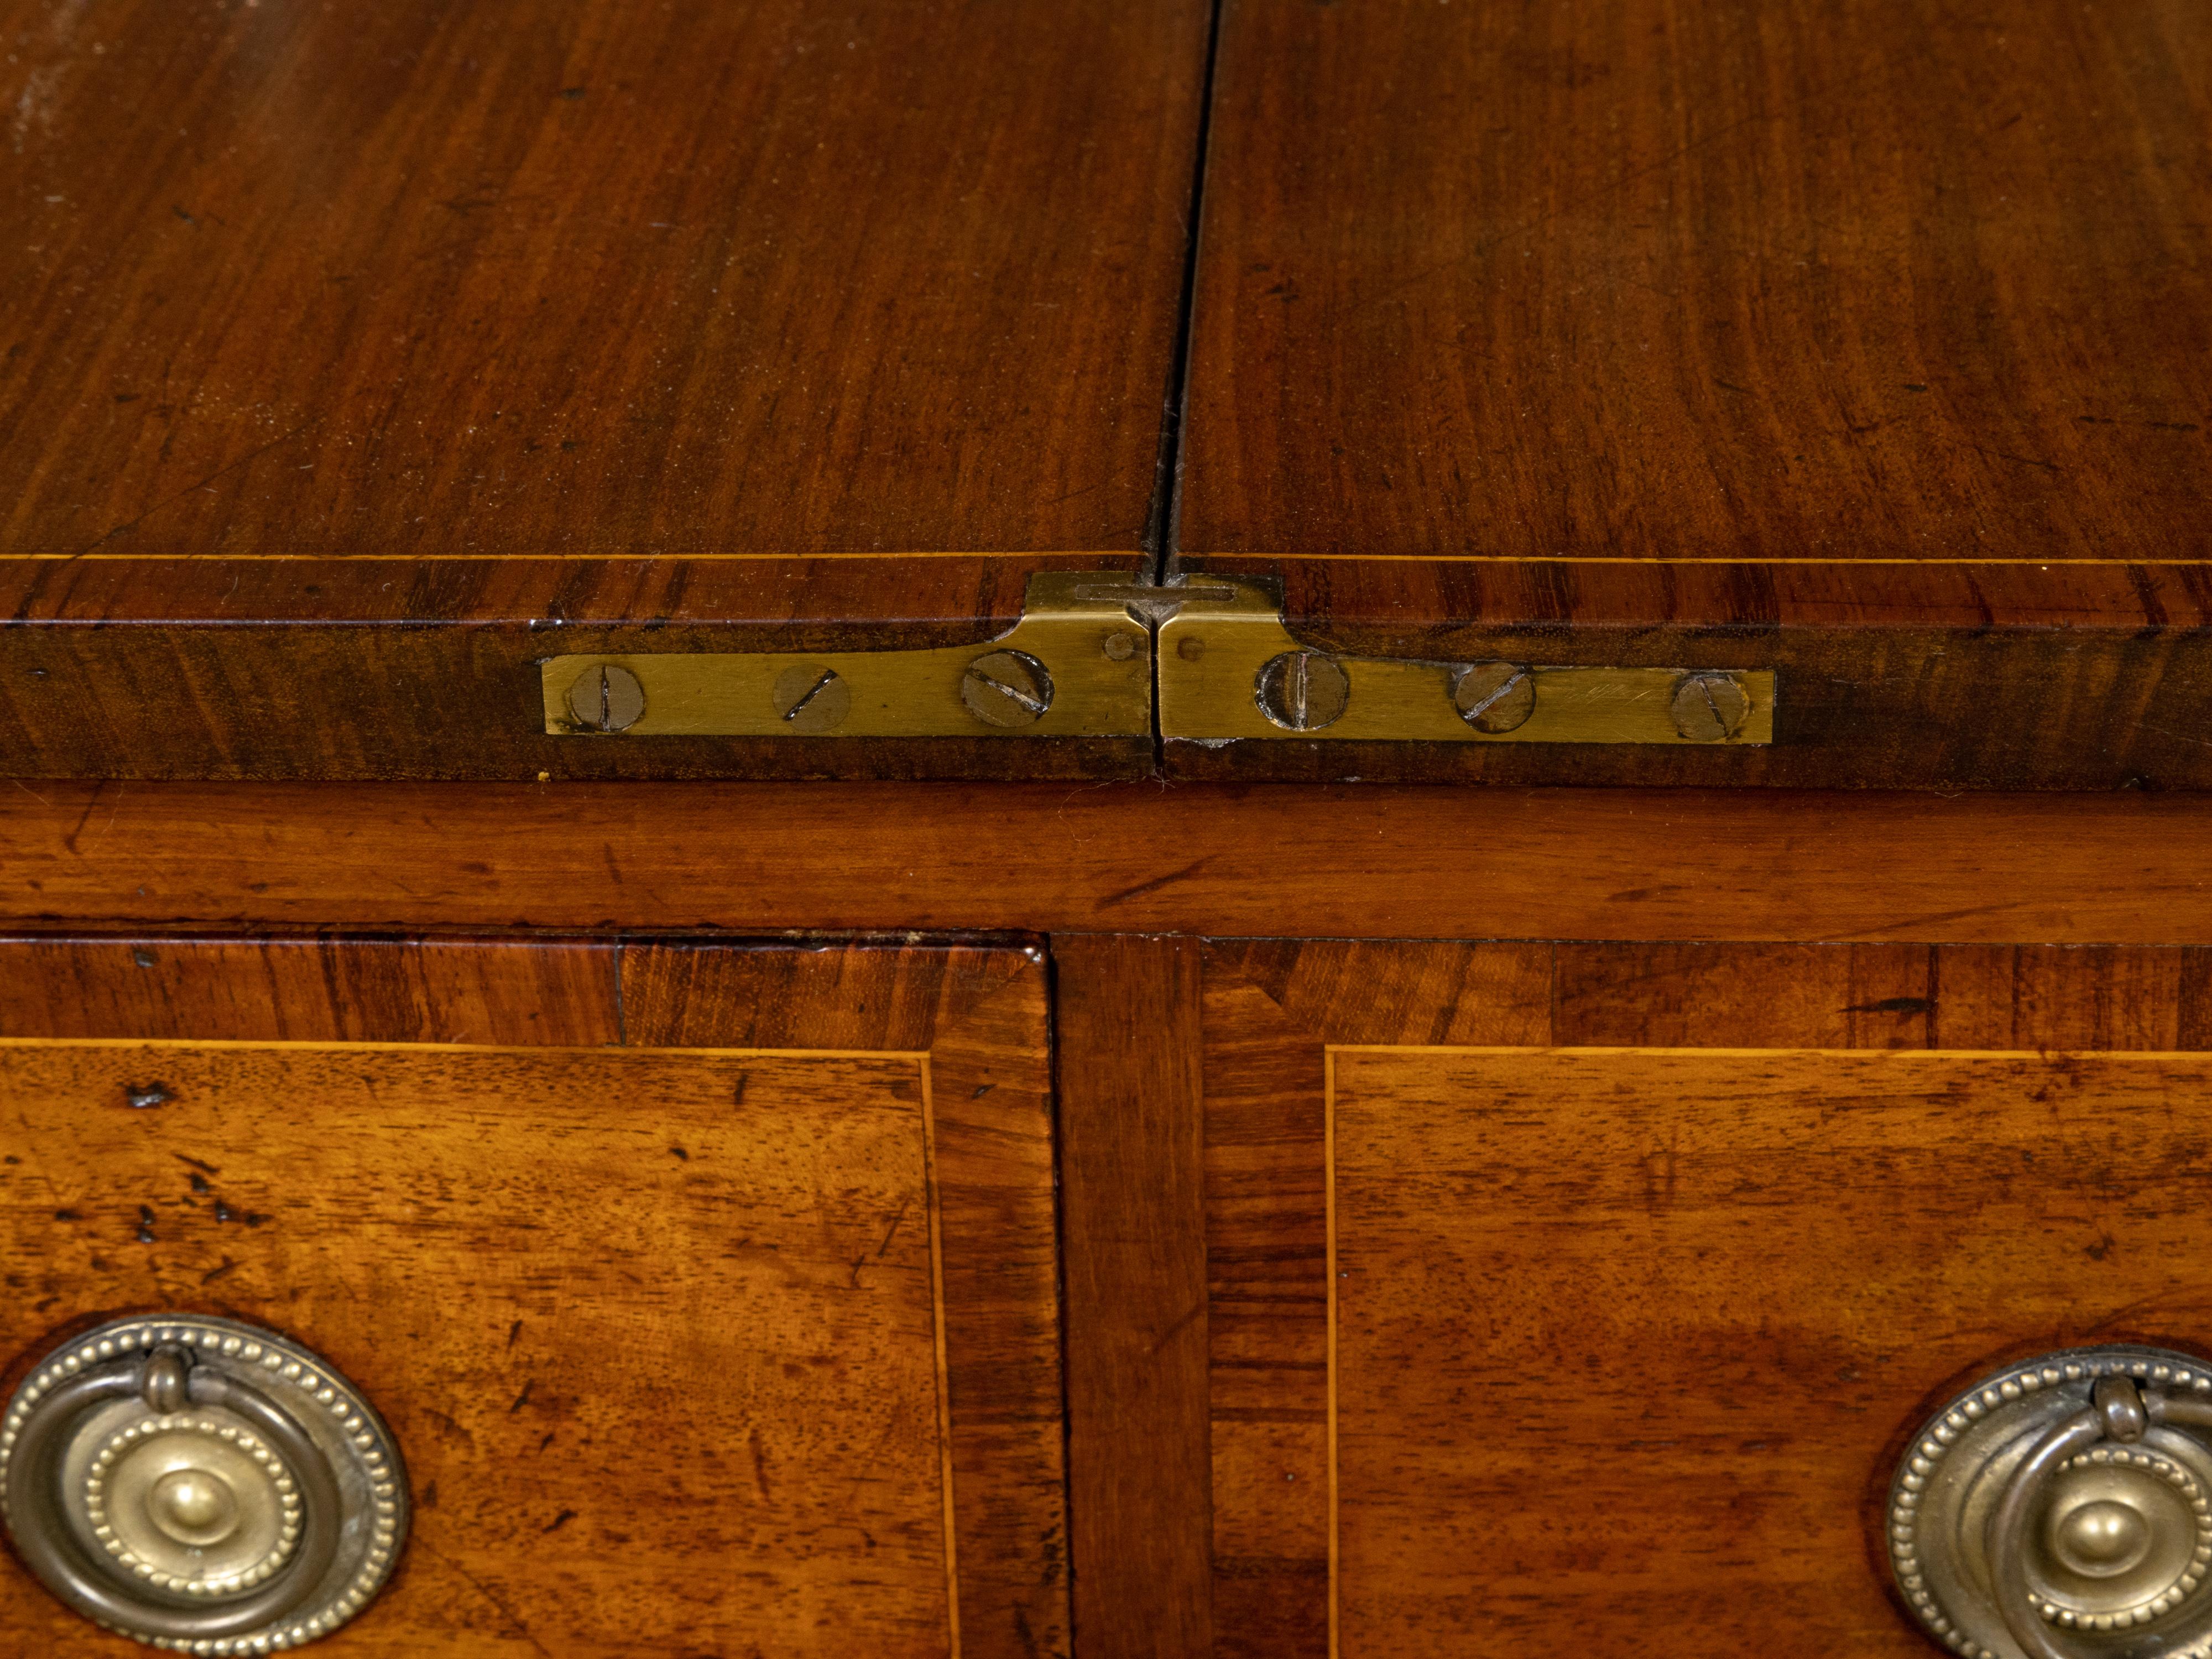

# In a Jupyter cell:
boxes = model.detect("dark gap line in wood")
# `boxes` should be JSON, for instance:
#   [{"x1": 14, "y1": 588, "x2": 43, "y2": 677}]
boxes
[
  {"x1": 1146, "y1": 0, "x2": 1229, "y2": 581},
  {"x1": 1042, "y1": 936, "x2": 1083, "y2": 1659}
]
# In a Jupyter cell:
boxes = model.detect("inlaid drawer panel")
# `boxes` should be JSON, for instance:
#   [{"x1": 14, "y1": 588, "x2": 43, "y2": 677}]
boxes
[
  {"x1": 0, "y1": 935, "x2": 1064, "y2": 1658},
  {"x1": 1203, "y1": 941, "x2": 2212, "y2": 1658}
]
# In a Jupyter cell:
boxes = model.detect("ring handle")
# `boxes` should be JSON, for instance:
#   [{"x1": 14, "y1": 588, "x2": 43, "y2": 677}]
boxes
[
  {"x1": 1981, "y1": 1375, "x2": 2212, "y2": 1658},
  {"x1": 5, "y1": 1345, "x2": 341, "y2": 1639},
  {"x1": 1987, "y1": 1379, "x2": 2150, "y2": 1659},
  {"x1": 0, "y1": 1316, "x2": 408, "y2": 1652},
  {"x1": 1890, "y1": 1348, "x2": 2212, "y2": 1658}
]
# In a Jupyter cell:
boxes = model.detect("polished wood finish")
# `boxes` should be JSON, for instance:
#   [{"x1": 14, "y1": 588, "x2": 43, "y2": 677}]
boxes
[
  {"x1": 1056, "y1": 935, "x2": 1214, "y2": 1659},
  {"x1": 1180, "y1": 0, "x2": 2212, "y2": 564},
  {"x1": 12, "y1": 0, "x2": 2207, "y2": 787},
  {"x1": 1335, "y1": 1045, "x2": 2212, "y2": 1655},
  {"x1": 9, "y1": 781, "x2": 2212, "y2": 945},
  {"x1": 1164, "y1": 560, "x2": 2212, "y2": 789},
  {"x1": 1203, "y1": 943, "x2": 1551, "y2": 1659},
  {"x1": 0, "y1": 932, "x2": 622, "y2": 1046},
  {"x1": 0, "y1": 0, "x2": 1201, "y2": 562},
  {"x1": 1551, "y1": 941, "x2": 2212, "y2": 1052},
  {"x1": 0, "y1": 555, "x2": 1150, "y2": 782},
  {"x1": 10, "y1": 8, "x2": 2211, "y2": 1656},
  {"x1": 1171, "y1": 0, "x2": 2212, "y2": 785},
  {"x1": 1198, "y1": 940, "x2": 2212, "y2": 1656},
  {"x1": 0, "y1": 0, "x2": 1206, "y2": 779},
  {"x1": 4, "y1": 1041, "x2": 959, "y2": 1656},
  {"x1": 0, "y1": 935, "x2": 1065, "y2": 1658},
  {"x1": 621, "y1": 938, "x2": 1069, "y2": 1655}
]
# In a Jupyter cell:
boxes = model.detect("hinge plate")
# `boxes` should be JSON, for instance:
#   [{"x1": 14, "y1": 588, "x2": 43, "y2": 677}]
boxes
[
  {"x1": 1157, "y1": 578, "x2": 1776, "y2": 745},
  {"x1": 542, "y1": 572, "x2": 1153, "y2": 738}
]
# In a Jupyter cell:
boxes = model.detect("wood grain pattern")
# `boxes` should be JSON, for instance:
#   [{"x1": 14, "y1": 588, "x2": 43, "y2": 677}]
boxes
[
  {"x1": 0, "y1": 0, "x2": 1203, "y2": 562},
  {"x1": 1202, "y1": 944, "x2": 1554, "y2": 1659},
  {"x1": 0, "y1": 555, "x2": 1150, "y2": 782},
  {"x1": 620, "y1": 938, "x2": 1069, "y2": 1651},
  {"x1": 1056, "y1": 935, "x2": 1214, "y2": 1658},
  {"x1": 2, "y1": 1042, "x2": 956, "y2": 1657},
  {"x1": 1162, "y1": 560, "x2": 2212, "y2": 790},
  {"x1": 1552, "y1": 942, "x2": 2212, "y2": 1053},
  {"x1": 1332, "y1": 1046, "x2": 2212, "y2": 1656},
  {"x1": 9, "y1": 781, "x2": 2212, "y2": 946},
  {"x1": 1170, "y1": 0, "x2": 2212, "y2": 786},
  {"x1": 23, "y1": 555, "x2": 2212, "y2": 787},
  {"x1": 1200, "y1": 941, "x2": 2212, "y2": 1655},
  {"x1": 0, "y1": 935, "x2": 1066, "y2": 1658},
  {"x1": 1179, "y1": 0, "x2": 2212, "y2": 565},
  {"x1": 0, "y1": 934, "x2": 623, "y2": 1046},
  {"x1": 0, "y1": 0, "x2": 1203, "y2": 781},
  {"x1": 1552, "y1": 941, "x2": 1939, "y2": 1050}
]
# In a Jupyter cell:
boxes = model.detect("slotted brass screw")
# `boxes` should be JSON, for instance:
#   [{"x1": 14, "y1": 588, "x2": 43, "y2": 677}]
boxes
[
  {"x1": 1452, "y1": 662, "x2": 1535, "y2": 733},
  {"x1": 565, "y1": 664, "x2": 646, "y2": 733},
  {"x1": 770, "y1": 663, "x2": 851, "y2": 733},
  {"x1": 1254, "y1": 651, "x2": 1350, "y2": 731},
  {"x1": 1670, "y1": 672, "x2": 1751, "y2": 742},
  {"x1": 962, "y1": 650, "x2": 1055, "y2": 727}
]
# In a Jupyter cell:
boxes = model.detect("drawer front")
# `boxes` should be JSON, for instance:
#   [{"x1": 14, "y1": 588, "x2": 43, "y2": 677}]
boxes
[
  {"x1": 0, "y1": 935, "x2": 1063, "y2": 1658},
  {"x1": 1203, "y1": 940, "x2": 2212, "y2": 1657}
]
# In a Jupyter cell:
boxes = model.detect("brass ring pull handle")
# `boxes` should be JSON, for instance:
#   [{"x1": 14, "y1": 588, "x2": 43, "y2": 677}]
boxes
[
  {"x1": 6, "y1": 1351, "x2": 342, "y2": 1639},
  {"x1": 1891, "y1": 1347, "x2": 2212, "y2": 1659},
  {"x1": 0, "y1": 1317, "x2": 408, "y2": 1653},
  {"x1": 1987, "y1": 1375, "x2": 2212, "y2": 1658}
]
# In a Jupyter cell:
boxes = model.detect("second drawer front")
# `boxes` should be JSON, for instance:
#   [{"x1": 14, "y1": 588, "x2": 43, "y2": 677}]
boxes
[{"x1": 1203, "y1": 940, "x2": 2212, "y2": 1658}]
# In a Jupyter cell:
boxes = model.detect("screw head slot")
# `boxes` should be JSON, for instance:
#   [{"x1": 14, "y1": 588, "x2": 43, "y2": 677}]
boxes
[
  {"x1": 1452, "y1": 662, "x2": 1536, "y2": 733},
  {"x1": 1669, "y1": 672, "x2": 1751, "y2": 742},
  {"x1": 770, "y1": 664, "x2": 852, "y2": 733},
  {"x1": 565, "y1": 664, "x2": 647, "y2": 733},
  {"x1": 1255, "y1": 651, "x2": 1350, "y2": 732},
  {"x1": 962, "y1": 650, "x2": 1056, "y2": 728}
]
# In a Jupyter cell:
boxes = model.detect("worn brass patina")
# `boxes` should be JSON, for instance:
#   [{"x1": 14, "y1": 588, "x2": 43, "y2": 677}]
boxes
[
  {"x1": 1890, "y1": 1346, "x2": 2212, "y2": 1659},
  {"x1": 542, "y1": 572, "x2": 1776, "y2": 747},
  {"x1": 1156, "y1": 576, "x2": 1776, "y2": 746},
  {"x1": 1, "y1": 1316, "x2": 408, "y2": 1653},
  {"x1": 540, "y1": 572, "x2": 1153, "y2": 740}
]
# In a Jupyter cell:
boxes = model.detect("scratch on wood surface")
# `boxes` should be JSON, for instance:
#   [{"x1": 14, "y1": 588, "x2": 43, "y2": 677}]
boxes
[
  {"x1": 1097, "y1": 856, "x2": 1212, "y2": 909},
  {"x1": 414, "y1": 1538, "x2": 555, "y2": 1658}
]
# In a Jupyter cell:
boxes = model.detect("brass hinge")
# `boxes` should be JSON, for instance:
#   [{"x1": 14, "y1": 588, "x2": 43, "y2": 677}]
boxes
[
  {"x1": 542, "y1": 572, "x2": 1153, "y2": 738},
  {"x1": 543, "y1": 572, "x2": 1775, "y2": 746},
  {"x1": 1156, "y1": 578, "x2": 1775, "y2": 745}
]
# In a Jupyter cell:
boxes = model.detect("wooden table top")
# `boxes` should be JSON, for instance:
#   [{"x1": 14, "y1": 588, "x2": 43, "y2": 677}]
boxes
[
  {"x1": 0, "y1": 0, "x2": 1204, "y2": 573},
  {"x1": 0, "y1": 0, "x2": 1208, "y2": 780},
  {"x1": 1177, "y1": 0, "x2": 2211, "y2": 568},
  {"x1": 1162, "y1": 0, "x2": 2212, "y2": 786},
  {"x1": 4, "y1": 0, "x2": 2208, "y2": 787}
]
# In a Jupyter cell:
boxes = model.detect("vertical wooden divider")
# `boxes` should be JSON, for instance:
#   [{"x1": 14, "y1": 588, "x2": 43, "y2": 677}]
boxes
[{"x1": 1055, "y1": 935, "x2": 1214, "y2": 1658}]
